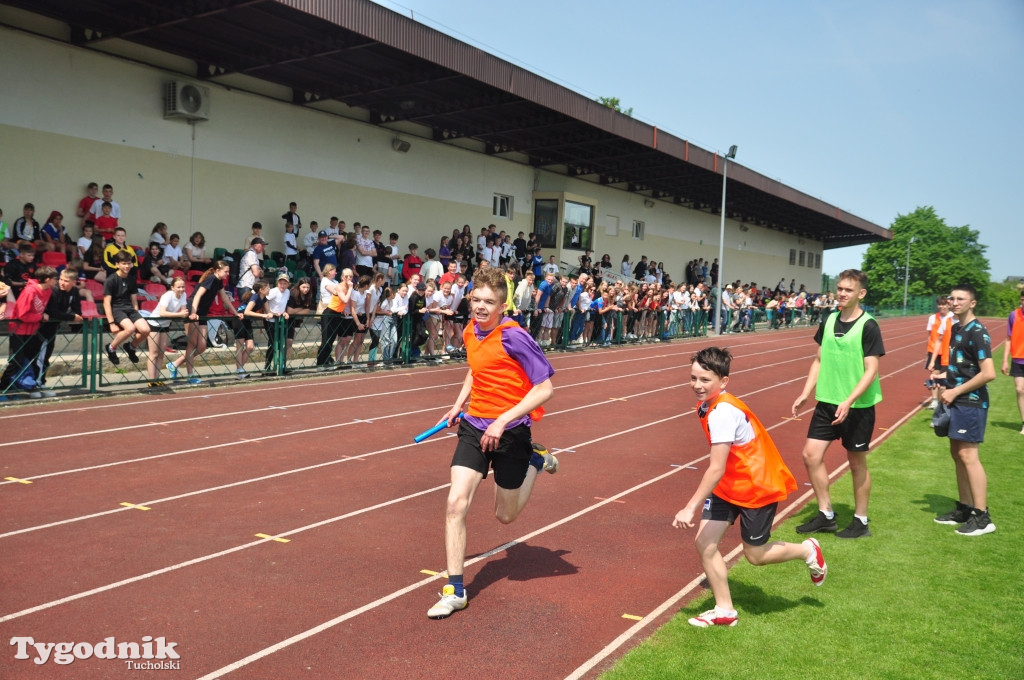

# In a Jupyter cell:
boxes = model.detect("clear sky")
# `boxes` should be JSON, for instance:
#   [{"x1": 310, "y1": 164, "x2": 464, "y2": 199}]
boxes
[{"x1": 369, "y1": 0, "x2": 1023, "y2": 281}]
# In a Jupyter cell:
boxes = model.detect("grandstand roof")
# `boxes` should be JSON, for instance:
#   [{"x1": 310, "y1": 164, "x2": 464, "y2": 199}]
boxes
[{"x1": 6, "y1": 0, "x2": 890, "y2": 248}]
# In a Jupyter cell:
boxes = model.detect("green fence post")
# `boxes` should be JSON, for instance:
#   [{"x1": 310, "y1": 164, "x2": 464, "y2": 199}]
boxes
[{"x1": 88, "y1": 317, "x2": 99, "y2": 393}]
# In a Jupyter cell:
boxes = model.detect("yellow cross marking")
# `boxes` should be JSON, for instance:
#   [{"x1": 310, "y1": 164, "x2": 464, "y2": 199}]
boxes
[
  {"x1": 621, "y1": 614, "x2": 643, "y2": 621},
  {"x1": 119, "y1": 502, "x2": 151, "y2": 511},
  {"x1": 420, "y1": 569, "x2": 440, "y2": 576},
  {"x1": 255, "y1": 533, "x2": 290, "y2": 543},
  {"x1": 4, "y1": 477, "x2": 32, "y2": 484}
]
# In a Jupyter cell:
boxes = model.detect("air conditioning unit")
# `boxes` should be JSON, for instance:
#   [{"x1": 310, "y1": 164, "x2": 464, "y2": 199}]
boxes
[{"x1": 164, "y1": 81, "x2": 209, "y2": 121}]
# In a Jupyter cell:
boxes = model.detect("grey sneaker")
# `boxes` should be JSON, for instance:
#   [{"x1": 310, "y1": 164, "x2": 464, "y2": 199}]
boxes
[
  {"x1": 935, "y1": 501, "x2": 972, "y2": 525},
  {"x1": 427, "y1": 585, "x2": 468, "y2": 619},
  {"x1": 956, "y1": 509, "x2": 995, "y2": 536},
  {"x1": 796, "y1": 511, "x2": 837, "y2": 534},
  {"x1": 533, "y1": 443, "x2": 558, "y2": 474}
]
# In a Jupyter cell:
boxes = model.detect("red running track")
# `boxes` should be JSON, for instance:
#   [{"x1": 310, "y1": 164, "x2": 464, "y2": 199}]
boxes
[{"x1": 0, "y1": 318, "x2": 937, "y2": 679}]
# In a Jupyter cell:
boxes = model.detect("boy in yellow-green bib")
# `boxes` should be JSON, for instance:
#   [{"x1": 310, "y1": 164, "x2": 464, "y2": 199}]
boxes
[{"x1": 792, "y1": 269, "x2": 884, "y2": 539}]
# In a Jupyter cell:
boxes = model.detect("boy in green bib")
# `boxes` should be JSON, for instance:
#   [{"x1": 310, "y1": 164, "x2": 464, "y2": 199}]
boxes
[{"x1": 792, "y1": 269, "x2": 884, "y2": 538}]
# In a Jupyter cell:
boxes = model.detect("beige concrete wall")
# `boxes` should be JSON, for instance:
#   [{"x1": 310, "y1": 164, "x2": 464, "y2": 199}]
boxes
[{"x1": 0, "y1": 23, "x2": 823, "y2": 291}]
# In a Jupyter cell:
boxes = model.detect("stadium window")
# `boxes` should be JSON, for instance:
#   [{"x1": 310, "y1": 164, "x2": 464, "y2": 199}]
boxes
[
  {"x1": 789, "y1": 249, "x2": 796, "y2": 265},
  {"x1": 632, "y1": 220, "x2": 645, "y2": 240},
  {"x1": 492, "y1": 194, "x2": 513, "y2": 219},
  {"x1": 798, "y1": 250, "x2": 806, "y2": 266},
  {"x1": 815, "y1": 253, "x2": 822, "y2": 269},
  {"x1": 563, "y1": 200, "x2": 594, "y2": 250}
]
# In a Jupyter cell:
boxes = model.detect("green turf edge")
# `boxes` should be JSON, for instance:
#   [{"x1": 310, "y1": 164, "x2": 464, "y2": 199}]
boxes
[{"x1": 600, "y1": 364, "x2": 1023, "y2": 680}]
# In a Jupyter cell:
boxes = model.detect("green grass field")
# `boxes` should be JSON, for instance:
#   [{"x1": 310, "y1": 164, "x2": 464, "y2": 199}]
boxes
[{"x1": 602, "y1": 358, "x2": 1023, "y2": 680}]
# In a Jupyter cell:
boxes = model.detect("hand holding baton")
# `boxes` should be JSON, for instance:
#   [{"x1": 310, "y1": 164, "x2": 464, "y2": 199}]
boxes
[{"x1": 414, "y1": 412, "x2": 463, "y2": 443}]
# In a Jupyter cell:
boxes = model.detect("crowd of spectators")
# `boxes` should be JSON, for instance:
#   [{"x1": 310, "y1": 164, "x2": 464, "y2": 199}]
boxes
[{"x1": 1, "y1": 185, "x2": 825, "y2": 398}]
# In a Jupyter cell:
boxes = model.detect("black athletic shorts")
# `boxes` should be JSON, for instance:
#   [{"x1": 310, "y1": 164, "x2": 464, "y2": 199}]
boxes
[
  {"x1": 451, "y1": 420, "x2": 532, "y2": 490},
  {"x1": 1010, "y1": 362, "x2": 1024, "y2": 379},
  {"x1": 925, "y1": 352, "x2": 946, "y2": 372},
  {"x1": 807, "y1": 402, "x2": 875, "y2": 452},
  {"x1": 338, "y1": 316, "x2": 356, "y2": 337},
  {"x1": 701, "y1": 494, "x2": 777, "y2": 547},
  {"x1": 233, "y1": 317, "x2": 254, "y2": 341},
  {"x1": 112, "y1": 308, "x2": 143, "y2": 325}
]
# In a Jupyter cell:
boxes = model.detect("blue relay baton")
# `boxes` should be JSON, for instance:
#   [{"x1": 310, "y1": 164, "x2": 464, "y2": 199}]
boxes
[{"x1": 414, "y1": 413, "x2": 463, "y2": 443}]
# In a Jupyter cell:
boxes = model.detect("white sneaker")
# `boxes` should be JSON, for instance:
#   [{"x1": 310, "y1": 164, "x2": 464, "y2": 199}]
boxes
[
  {"x1": 688, "y1": 607, "x2": 738, "y2": 627},
  {"x1": 804, "y1": 538, "x2": 827, "y2": 586},
  {"x1": 427, "y1": 585, "x2": 468, "y2": 619},
  {"x1": 39, "y1": 389, "x2": 57, "y2": 398}
]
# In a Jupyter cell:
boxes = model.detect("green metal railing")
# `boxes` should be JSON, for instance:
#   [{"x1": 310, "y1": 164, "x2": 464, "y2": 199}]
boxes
[{"x1": 1, "y1": 305, "x2": 712, "y2": 401}]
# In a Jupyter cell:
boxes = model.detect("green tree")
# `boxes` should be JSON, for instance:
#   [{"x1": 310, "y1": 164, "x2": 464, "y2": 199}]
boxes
[
  {"x1": 861, "y1": 206, "x2": 989, "y2": 309},
  {"x1": 979, "y1": 280, "x2": 1020, "y2": 316},
  {"x1": 597, "y1": 96, "x2": 633, "y2": 117}
]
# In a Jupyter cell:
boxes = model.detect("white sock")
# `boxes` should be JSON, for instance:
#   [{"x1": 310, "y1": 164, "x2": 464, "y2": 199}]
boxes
[
  {"x1": 803, "y1": 540, "x2": 818, "y2": 565},
  {"x1": 822, "y1": 509, "x2": 835, "y2": 520},
  {"x1": 854, "y1": 514, "x2": 868, "y2": 525}
]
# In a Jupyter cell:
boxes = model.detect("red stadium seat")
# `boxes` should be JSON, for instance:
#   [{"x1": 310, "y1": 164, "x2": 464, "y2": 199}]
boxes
[
  {"x1": 41, "y1": 251, "x2": 68, "y2": 268},
  {"x1": 84, "y1": 278, "x2": 104, "y2": 299},
  {"x1": 80, "y1": 300, "x2": 101, "y2": 318}
]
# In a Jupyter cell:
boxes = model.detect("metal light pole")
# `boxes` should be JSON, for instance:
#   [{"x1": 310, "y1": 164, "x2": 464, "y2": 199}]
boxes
[
  {"x1": 903, "y1": 236, "x2": 916, "y2": 316},
  {"x1": 714, "y1": 144, "x2": 737, "y2": 334}
]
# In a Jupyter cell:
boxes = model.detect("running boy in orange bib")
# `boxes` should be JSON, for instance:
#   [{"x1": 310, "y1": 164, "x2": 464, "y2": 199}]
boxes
[
  {"x1": 428, "y1": 267, "x2": 558, "y2": 619},
  {"x1": 674, "y1": 347, "x2": 827, "y2": 627}
]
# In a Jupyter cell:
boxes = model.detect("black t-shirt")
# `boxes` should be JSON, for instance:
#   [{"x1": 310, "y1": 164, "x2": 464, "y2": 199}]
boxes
[
  {"x1": 187, "y1": 276, "x2": 224, "y2": 317},
  {"x1": 2, "y1": 259, "x2": 35, "y2": 296},
  {"x1": 513, "y1": 238, "x2": 527, "y2": 260},
  {"x1": 946, "y1": 318, "x2": 991, "y2": 408},
  {"x1": 103, "y1": 273, "x2": 138, "y2": 311},
  {"x1": 813, "y1": 309, "x2": 885, "y2": 357}
]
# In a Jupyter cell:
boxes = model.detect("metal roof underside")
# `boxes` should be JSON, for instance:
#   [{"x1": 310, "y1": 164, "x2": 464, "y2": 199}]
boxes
[{"x1": 4, "y1": 0, "x2": 889, "y2": 249}]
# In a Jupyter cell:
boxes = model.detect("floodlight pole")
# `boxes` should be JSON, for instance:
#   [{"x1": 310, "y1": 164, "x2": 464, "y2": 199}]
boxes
[
  {"x1": 903, "y1": 236, "x2": 916, "y2": 316},
  {"x1": 714, "y1": 145, "x2": 737, "y2": 335}
]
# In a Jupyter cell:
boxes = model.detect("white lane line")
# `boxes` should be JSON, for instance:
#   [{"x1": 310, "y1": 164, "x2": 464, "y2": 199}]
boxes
[
  {"x1": 0, "y1": 346, "x2": 801, "y2": 485},
  {"x1": 0, "y1": 483, "x2": 451, "y2": 624},
  {"x1": 0, "y1": 369, "x2": 811, "y2": 622}
]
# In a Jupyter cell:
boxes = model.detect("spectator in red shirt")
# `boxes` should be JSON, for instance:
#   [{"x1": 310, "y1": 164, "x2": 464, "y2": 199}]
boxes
[{"x1": 403, "y1": 243, "x2": 423, "y2": 282}]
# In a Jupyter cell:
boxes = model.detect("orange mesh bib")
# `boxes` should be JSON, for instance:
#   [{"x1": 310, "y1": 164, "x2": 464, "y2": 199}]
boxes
[
  {"x1": 463, "y1": 320, "x2": 544, "y2": 421},
  {"x1": 698, "y1": 392, "x2": 796, "y2": 508}
]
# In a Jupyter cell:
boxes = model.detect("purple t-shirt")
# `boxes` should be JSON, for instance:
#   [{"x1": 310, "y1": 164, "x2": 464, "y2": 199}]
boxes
[{"x1": 463, "y1": 317, "x2": 555, "y2": 431}]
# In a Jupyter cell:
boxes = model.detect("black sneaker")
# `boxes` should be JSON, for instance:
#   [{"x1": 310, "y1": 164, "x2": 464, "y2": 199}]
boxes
[
  {"x1": 123, "y1": 343, "x2": 139, "y2": 364},
  {"x1": 105, "y1": 344, "x2": 120, "y2": 366},
  {"x1": 837, "y1": 518, "x2": 872, "y2": 539},
  {"x1": 796, "y1": 511, "x2": 837, "y2": 534},
  {"x1": 934, "y1": 501, "x2": 972, "y2": 525},
  {"x1": 956, "y1": 509, "x2": 995, "y2": 536}
]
